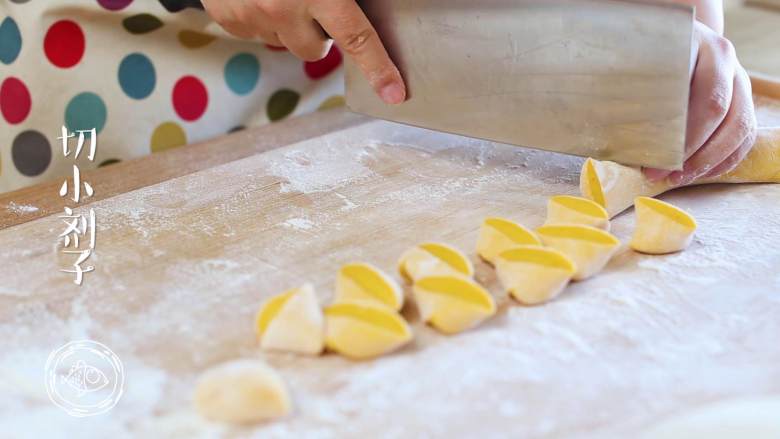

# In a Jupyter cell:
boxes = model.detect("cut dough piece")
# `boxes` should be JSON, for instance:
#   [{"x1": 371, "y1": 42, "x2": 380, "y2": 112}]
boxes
[
  {"x1": 580, "y1": 127, "x2": 779, "y2": 218},
  {"x1": 194, "y1": 359, "x2": 291, "y2": 424},
  {"x1": 476, "y1": 217, "x2": 541, "y2": 264},
  {"x1": 536, "y1": 224, "x2": 620, "y2": 281},
  {"x1": 495, "y1": 245, "x2": 577, "y2": 305},
  {"x1": 545, "y1": 195, "x2": 610, "y2": 231},
  {"x1": 256, "y1": 284, "x2": 324, "y2": 355},
  {"x1": 398, "y1": 242, "x2": 474, "y2": 283},
  {"x1": 413, "y1": 275, "x2": 496, "y2": 334},
  {"x1": 334, "y1": 263, "x2": 403, "y2": 310},
  {"x1": 324, "y1": 301, "x2": 412, "y2": 360},
  {"x1": 631, "y1": 196, "x2": 697, "y2": 254}
]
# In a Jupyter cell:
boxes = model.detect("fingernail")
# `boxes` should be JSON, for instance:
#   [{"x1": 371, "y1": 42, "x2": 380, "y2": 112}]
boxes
[{"x1": 379, "y1": 82, "x2": 405, "y2": 105}]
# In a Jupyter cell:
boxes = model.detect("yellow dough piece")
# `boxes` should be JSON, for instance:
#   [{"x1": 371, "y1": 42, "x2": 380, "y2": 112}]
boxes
[
  {"x1": 255, "y1": 284, "x2": 324, "y2": 355},
  {"x1": 476, "y1": 217, "x2": 541, "y2": 264},
  {"x1": 631, "y1": 197, "x2": 697, "y2": 254},
  {"x1": 194, "y1": 359, "x2": 292, "y2": 424},
  {"x1": 334, "y1": 263, "x2": 404, "y2": 310},
  {"x1": 412, "y1": 275, "x2": 496, "y2": 334},
  {"x1": 580, "y1": 127, "x2": 779, "y2": 218},
  {"x1": 324, "y1": 301, "x2": 413, "y2": 360},
  {"x1": 536, "y1": 224, "x2": 621, "y2": 281},
  {"x1": 545, "y1": 195, "x2": 610, "y2": 231},
  {"x1": 494, "y1": 245, "x2": 577, "y2": 305},
  {"x1": 398, "y1": 242, "x2": 474, "y2": 282}
]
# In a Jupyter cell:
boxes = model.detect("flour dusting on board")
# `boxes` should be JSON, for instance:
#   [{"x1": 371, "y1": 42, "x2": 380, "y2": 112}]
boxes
[
  {"x1": 0, "y1": 109, "x2": 779, "y2": 438},
  {"x1": 283, "y1": 217, "x2": 315, "y2": 231},
  {"x1": 266, "y1": 140, "x2": 377, "y2": 194},
  {"x1": 5, "y1": 202, "x2": 39, "y2": 214}
]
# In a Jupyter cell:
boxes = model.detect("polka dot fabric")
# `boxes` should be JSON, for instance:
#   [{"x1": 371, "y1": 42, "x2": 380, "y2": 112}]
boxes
[{"x1": 0, "y1": 0, "x2": 345, "y2": 193}]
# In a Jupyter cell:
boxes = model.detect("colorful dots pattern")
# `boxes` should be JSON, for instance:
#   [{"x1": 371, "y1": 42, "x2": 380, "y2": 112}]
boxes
[
  {"x1": 0, "y1": 17, "x2": 22, "y2": 65},
  {"x1": 97, "y1": 0, "x2": 134, "y2": 11},
  {"x1": 158, "y1": 0, "x2": 203, "y2": 13},
  {"x1": 178, "y1": 30, "x2": 216, "y2": 49},
  {"x1": 267, "y1": 89, "x2": 300, "y2": 122},
  {"x1": 151, "y1": 121, "x2": 187, "y2": 152},
  {"x1": 318, "y1": 95, "x2": 346, "y2": 111},
  {"x1": 1, "y1": 2, "x2": 345, "y2": 192},
  {"x1": 118, "y1": 53, "x2": 156, "y2": 99},
  {"x1": 65, "y1": 92, "x2": 108, "y2": 133},
  {"x1": 122, "y1": 14, "x2": 164, "y2": 34},
  {"x1": 1, "y1": 77, "x2": 32, "y2": 124},
  {"x1": 44, "y1": 20, "x2": 85, "y2": 68},
  {"x1": 12, "y1": 130, "x2": 52, "y2": 177},
  {"x1": 172, "y1": 75, "x2": 208, "y2": 121},
  {"x1": 304, "y1": 45, "x2": 343, "y2": 80},
  {"x1": 224, "y1": 53, "x2": 260, "y2": 96}
]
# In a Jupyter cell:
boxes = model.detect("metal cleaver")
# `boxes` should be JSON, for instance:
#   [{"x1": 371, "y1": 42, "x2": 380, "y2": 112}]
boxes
[{"x1": 345, "y1": 0, "x2": 695, "y2": 170}]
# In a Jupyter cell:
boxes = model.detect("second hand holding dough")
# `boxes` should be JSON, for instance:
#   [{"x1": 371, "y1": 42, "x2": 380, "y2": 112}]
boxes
[{"x1": 581, "y1": 127, "x2": 780, "y2": 218}]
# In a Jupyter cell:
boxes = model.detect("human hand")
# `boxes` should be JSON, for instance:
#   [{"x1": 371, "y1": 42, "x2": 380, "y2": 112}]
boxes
[
  {"x1": 644, "y1": 21, "x2": 757, "y2": 185},
  {"x1": 201, "y1": 0, "x2": 406, "y2": 105}
]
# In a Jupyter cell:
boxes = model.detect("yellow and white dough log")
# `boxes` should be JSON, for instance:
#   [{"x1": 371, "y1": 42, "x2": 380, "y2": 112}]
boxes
[
  {"x1": 255, "y1": 284, "x2": 324, "y2": 355},
  {"x1": 631, "y1": 197, "x2": 697, "y2": 254},
  {"x1": 581, "y1": 126, "x2": 780, "y2": 219},
  {"x1": 476, "y1": 217, "x2": 541, "y2": 264},
  {"x1": 398, "y1": 242, "x2": 474, "y2": 282},
  {"x1": 334, "y1": 263, "x2": 404, "y2": 310},
  {"x1": 494, "y1": 245, "x2": 577, "y2": 305},
  {"x1": 324, "y1": 301, "x2": 413, "y2": 360},
  {"x1": 412, "y1": 275, "x2": 497, "y2": 334},
  {"x1": 536, "y1": 224, "x2": 621, "y2": 281}
]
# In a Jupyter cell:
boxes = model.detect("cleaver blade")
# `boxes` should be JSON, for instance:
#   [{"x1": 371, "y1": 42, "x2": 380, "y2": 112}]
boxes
[{"x1": 345, "y1": 0, "x2": 695, "y2": 170}]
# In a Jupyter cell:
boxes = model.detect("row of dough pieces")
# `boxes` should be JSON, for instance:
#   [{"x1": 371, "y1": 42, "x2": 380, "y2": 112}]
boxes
[
  {"x1": 193, "y1": 119, "x2": 780, "y2": 425},
  {"x1": 194, "y1": 194, "x2": 698, "y2": 424}
]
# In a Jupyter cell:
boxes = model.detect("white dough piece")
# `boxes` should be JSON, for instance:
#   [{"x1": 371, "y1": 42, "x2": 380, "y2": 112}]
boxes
[
  {"x1": 193, "y1": 359, "x2": 292, "y2": 424},
  {"x1": 641, "y1": 397, "x2": 780, "y2": 439}
]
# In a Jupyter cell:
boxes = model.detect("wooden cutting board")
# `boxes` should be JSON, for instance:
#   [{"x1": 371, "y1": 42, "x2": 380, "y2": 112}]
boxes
[{"x1": 0, "y1": 89, "x2": 778, "y2": 436}]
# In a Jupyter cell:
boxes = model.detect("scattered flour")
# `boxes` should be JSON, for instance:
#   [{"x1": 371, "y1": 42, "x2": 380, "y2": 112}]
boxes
[
  {"x1": 282, "y1": 218, "x2": 315, "y2": 231},
  {"x1": 334, "y1": 193, "x2": 358, "y2": 212},
  {"x1": 265, "y1": 141, "x2": 376, "y2": 194},
  {"x1": 6, "y1": 202, "x2": 39, "y2": 214}
]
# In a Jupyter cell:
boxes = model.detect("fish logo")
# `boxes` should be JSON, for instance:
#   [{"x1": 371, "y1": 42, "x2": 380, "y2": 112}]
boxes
[
  {"x1": 45, "y1": 340, "x2": 124, "y2": 417},
  {"x1": 62, "y1": 360, "x2": 110, "y2": 397}
]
